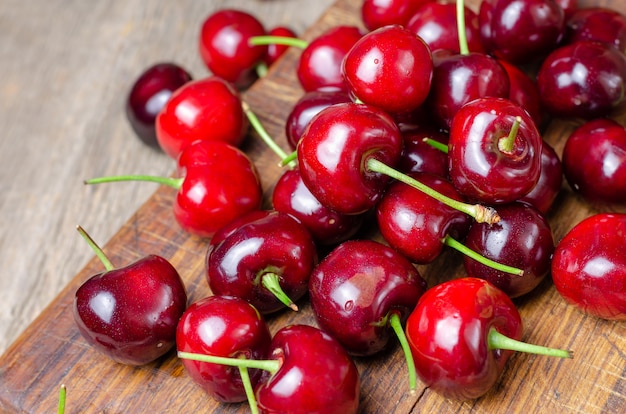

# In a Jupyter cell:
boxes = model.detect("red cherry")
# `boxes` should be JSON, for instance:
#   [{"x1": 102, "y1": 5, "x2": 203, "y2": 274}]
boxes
[
  {"x1": 125, "y1": 62, "x2": 192, "y2": 149},
  {"x1": 73, "y1": 227, "x2": 187, "y2": 366},
  {"x1": 198, "y1": 9, "x2": 267, "y2": 88},
  {"x1": 519, "y1": 140, "x2": 563, "y2": 214},
  {"x1": 498, "y1": 60, "x2": 546, "y2": 130},
  {"x1": 448, "y1": 97, "x2": 543, "y2": 204},
  {"x1": 342, "y1": 24, "x2": 433, "y2": 114},
  {"x1": 155, "y1": 76, "x2": 248, "y2": 159},
  {"x1": 396, "y1": 125, "x2": 449, "y2": 178},
  {"x1": 565, "y1": 7, "x2": 626, "y2": 53},
  {"x1": 551, "y1": 213, "x2": 626, "y2": 321},
  {"x1": 360, "y1": 0, "x2": 430, "y2": 31},
  {"x1": 562, "y1": 117, "x2": 626, "y2": 206},
  {"x1": 264, "y1": 26, "x2": 298, "y2": 66},
  {"x1": 176, "y1": 295, "x2": 271, "y2": 403}
]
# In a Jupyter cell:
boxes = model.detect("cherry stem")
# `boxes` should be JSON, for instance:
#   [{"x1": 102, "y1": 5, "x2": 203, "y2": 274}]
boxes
[
  {"x1": 256, "y1": 62, "x2": 269, "y2": 79},
  {"x1": 443, "y1": 235, "x2": 524, "y2": 276},
  {"x1": 488, "y1": 327, "x2": 573, "y2": 359},
  {"x1": 76, "y1": 225, "x2": 114, "y2": 271},
  {"x1": 498, "y1": 116, "x2": 522, "y2": 154},
  {"x1": 457, "y1": 0, "x2": 469, "y2": 55},
  {"x1": 261, "y1": 272, "x2": 299, "y2": 311},
  {"x1": 280, "y1": 151, "x2": 298, "y2": 167},
  {"x1": 242, "y1": 101, "x2": 295, "y2": 168},
  {"x1": 248, "y1": 35, "x2": 308, "y2": 49},
  {"x1": 366, "y1": 158, "x2": 500, "y2": 224},
  {"x1": 84, "y1": 175, "x2": 183, "y2": 189},
  {"x1": 422, "y1": 137, "x2": 449, "y2": 154},
  {"x1": 58, "y1": 384, "x2": 66, "y2": 414},
  {"x1": 177, "y1": 351, "x2": 281, "y2": 374},
  {"x1": 238, "y1": 358, "x2": 260, "y2": 414},
  {"x1": 388, "y1": 312, "x2": 418, "y2": 394}
]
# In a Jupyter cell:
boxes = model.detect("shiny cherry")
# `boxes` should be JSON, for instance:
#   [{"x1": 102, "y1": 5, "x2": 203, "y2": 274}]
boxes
[
  {"x1": 498, "y1": 60, "x2": 546, "y2": 130},
  {"x1": 125, "y1": 62, "x2": 192, "y2": 148},
  {"x1": 73, "y1": 226, "x2": 187, "y2": 366},
  {"x1": 463, "y1": 202, "x2": 554, "y2": 298},
  {"x1": 206, "y1": 210, "x2": 317, "y2": 314},
  {"x1": 562, "y1": 117, "x2": 626, "y2": 206},
  {"x1": 520, "y1": 140, "x2": 563, "y2": 214},
  {"x1": 342, "y1": 24, "x2": 433, "y2": 114},
  {"x1": 155, "y1": 76, "x2": 248, "y2": 159},
  {"x1": 396, "y1": 124, "x2": 449, "y2": 177},
  {"x1": 551, "y1": 213, "x2": 626, "y2": 321},
  {"x1": 360, "y1": 0, "x2": 431, "y2": 31},
  {"x1": 448, "y1": 97, "x2": 543, "y2": 204},
  {"x1": 176, "y1": 295, "x2": 271, "y2": 403},
  {"x1": 198, "y1": 9, "x2": 267, "y2": 88},
  {"x1": 565, "y1": 7, "x2": 626, "y2": 53},
  {"x1": 537, "y1": 40, "x2": 626, "y2": 119}
]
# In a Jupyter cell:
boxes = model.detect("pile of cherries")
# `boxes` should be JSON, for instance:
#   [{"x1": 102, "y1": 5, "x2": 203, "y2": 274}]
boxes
[{"x1": 74, "y1": 0, "x2": 626, "y2": 412}]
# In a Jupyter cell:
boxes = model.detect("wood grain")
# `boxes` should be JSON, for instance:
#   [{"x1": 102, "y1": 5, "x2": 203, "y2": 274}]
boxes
[{"x1": 1, "y1": 0, "x2": 625, "y2": 413}]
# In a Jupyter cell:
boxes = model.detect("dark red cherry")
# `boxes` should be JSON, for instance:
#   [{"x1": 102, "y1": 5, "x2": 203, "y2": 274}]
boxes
[
  {"x1": 551, "y1": 213, "x2": 626, "y2": 321},
  {"x1": 285, "y1": 89, "x2": 352, "y2": 150},
  {"x1": 562, "y1": 118, "x2": 626, "y2": 207},
  {"x1": 448, "y1": 97, "x2": 542, "y2": 204},
  {"x1": 198, "y1": 9, "x2": 267, "y2": 88},
  {"x1": 406, "y1": 1, "x2": 485, "y2": 54},
  {"x1": 297, "y1": 25, "x2": 364, "y2": 92},
  {"x1": 565, "y1": 7, "x2": 626, "y2": 53},
  {"x1": 520, "y1": 140, "x2": 563, "y2": 214},
  {"x1": 126, "y1": 62, "x2": 192, "y2": 149},
  {"x1": 498, "y1": 60, "x2": 546, "y2": 130},
  {"x1": 264, "y1": 26, "x2": 298, "y2": 66},
  {"x1": 478, "y1": 0, "x2": 565, "y2": 64},
  {"x1": 537, "y1": 40, "x2": 626, "y2": 119},
  {"x1": 342, "y1": 24, "x2": 433, "y2": 114},
  {"x1": 463, "y1": 202, "x2": 554, "y2": 298},
  {"x1": 376, "y1": 172, "x2": 471, "y2": 264},
  {"x1": 397, "y1": 124, "x2": 449, "y2": 178},
  {"x1": 297, "y1": 102, "x2": 403, "y2": 215},
  {"x1": 176, "y1": 295, "x2": 271, "y2": 403},
  {"x1": 272, "y1": 167, "x2": 365, "y2": 246},
  {"x1": 360, "y1": 0, "x2": 431, "y2": 31},
  {"x1": 206, "y1": 210, "x2": 318, "y2": 314}
]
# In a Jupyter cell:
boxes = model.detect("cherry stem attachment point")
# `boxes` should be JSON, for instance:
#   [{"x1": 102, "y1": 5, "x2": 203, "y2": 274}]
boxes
[
  {"x1": 248, "y1": 35, "x2": 309, "y2": 50},
  {"x1": 242, "y1": 101, "x2": 294, "y2": 168},
  {"x1": 388, "y1": 312, "x2": 418, "y2": 394},
  {"x1": 261, "y1": 272, "x2": 299, "y2": 311},
  {"x1": 443, "y1": 235, "x2": 524, "y2": 276},
  {"x1": 422, "y1": 137, "x2": 449, "y2": 154},
  {"x1": 76, "y1": 225, "x2": 114, "y2": 271},
  {"x1": 84, "y1": 175, "x2": 183, "y2": 189},
  {"x1": 366, "y1": 158, "x2": 500, "y2": 224},
  {"x1": 488, "y1": 327, "x2": 573, "y2": 359},
  {"x1": 457, "y1": 0, "x2": 470, "y2": 55},
  {"x1": 498, "y1": 116, "x2": 522, "y2": 154},
  {"x1": 177, "y1": 351, "x2": 281, "y2": 374}
]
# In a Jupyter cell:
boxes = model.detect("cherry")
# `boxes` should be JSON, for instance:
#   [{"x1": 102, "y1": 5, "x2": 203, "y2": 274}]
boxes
[
  {"x1": 308, "y1": 239, "x2": 427, "y2": 392},
  {"x1": 73, "y1": 226, "x2": 187, "y2": 366},
  {"x1": 498, "y1": 60, "x2": 546, "y2": 130},
  {"x1": 85, "y1": 140, "x2": 263, "y2": 238},
  {"x1": 376, "y1": 172, "x2": 471, "y2": 264},
  {"x1": 125, "y1": 62, "x2": 192, "y2": 149},
  {"x1": 360, "y1": 0, "x2": 430, "y2": 31},
  {"x1": 179, "y1": 324, "x2": 361, "y2": 414},
  {"x1": 519, "y1": 140, "x2": 563, "y2": 214},
  {"x1": 263, "y1": 26, "x2": 298, "y2": 67},
  {"x1": 536, "y1": 40, "x2": 626, "y2": 119},
  {"x1": 155, "y1": 76, "x2": 249, "y2": 159},
  {"x1": 284, "y1": 89, "x2": 351, "y2": 150},
  {"x1": 406, "y1": 0, "x2": 485, "y2": 54},
  {"x1": 342, "y1": 24, "x2": 433, "y2": 114},
  {"x1": 198, "y1": 9, "x2": 267, "y2": 88},
  {"x1": 565, "y1": 7, "x2": 626, "y2": 53},
  {"x1": 405, "y1": 277, "x2": 572, "y2": 401},
  {"x1": 206, "y1": 210, "x2": 318, "y2": 314},
  {"x1": 562, "y1": 117, "x2": 626, "y2": 207},
  {"x1": 272, "y1": 167, "x2": 365, "y2": 246},
  {"x1": 478, "y1": 0, "x2": 565, "y2": 64},
  {"x1": 551, "y1": 213, "x2": 626, "y2": 321},
  {"x1": 448, "y1": 97, "x2": 543, "y2": 204},
  {"x1": 176, "y1": 295, "x2": 271, "y2": 403},
  {"x1": 396, "y1": 124, "x2": 449, "y2": 178},
  {"x1": 463, "y1": 201, "x2": 554, "y2": 298}
]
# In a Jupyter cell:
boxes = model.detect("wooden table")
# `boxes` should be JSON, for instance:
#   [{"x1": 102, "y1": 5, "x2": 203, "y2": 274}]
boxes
[{"x1": 0, "y1": 0, "x2": 624, "y2": 412}]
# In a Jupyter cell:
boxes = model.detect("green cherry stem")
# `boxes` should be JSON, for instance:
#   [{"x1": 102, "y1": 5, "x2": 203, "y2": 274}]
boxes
[
  {"x1": 457, "y1": 0, "x2": 470, "y2": 55},
  {"x1": 238, "y1": 357, "x2": 260, "y2": 414},
  {"x1": 422, "y1": 137, "x2": 449, "y2": 154},
  {"x1": 388, "y1": 312, "x2": 418, "y2": 394},
  {"x1": 249, "y1": 35, "x2": 309, "y2": 50},
  {"x1": 178, "y1": 351, "x2": 280, "y2": 373},
  {"x1": 260, "y1": 272, "x2": 299, "y2": 311},
  {"x1": 84, "y1": 175, "x2": 183, "y2": 189},
  {"x1": 76, "y1": 225, "x2": 114, "y2": 271},
  {"x1": 242, "y1": 101, "x2": 295, "y2": 168},
  {"x1": 488, "y1": 328, "x2": 573, "y2": 359},
  {"x1": 366, "y1": 158, "x2": 500, "y2": 224},
  {"x1": 443, "y1": 235, "x2": 524, "y2": 276},
  {"x1": 58, "y1": 384, "x2": 66, "y2": 414},
  {"x1": 498, "y1": 116, "x2": 522, "y2": 154}
]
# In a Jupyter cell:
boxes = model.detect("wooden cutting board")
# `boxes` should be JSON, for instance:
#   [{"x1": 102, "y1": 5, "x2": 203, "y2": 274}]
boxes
[{"x1": 1, "y1": 0, "x2": 624, "y2": 412}]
